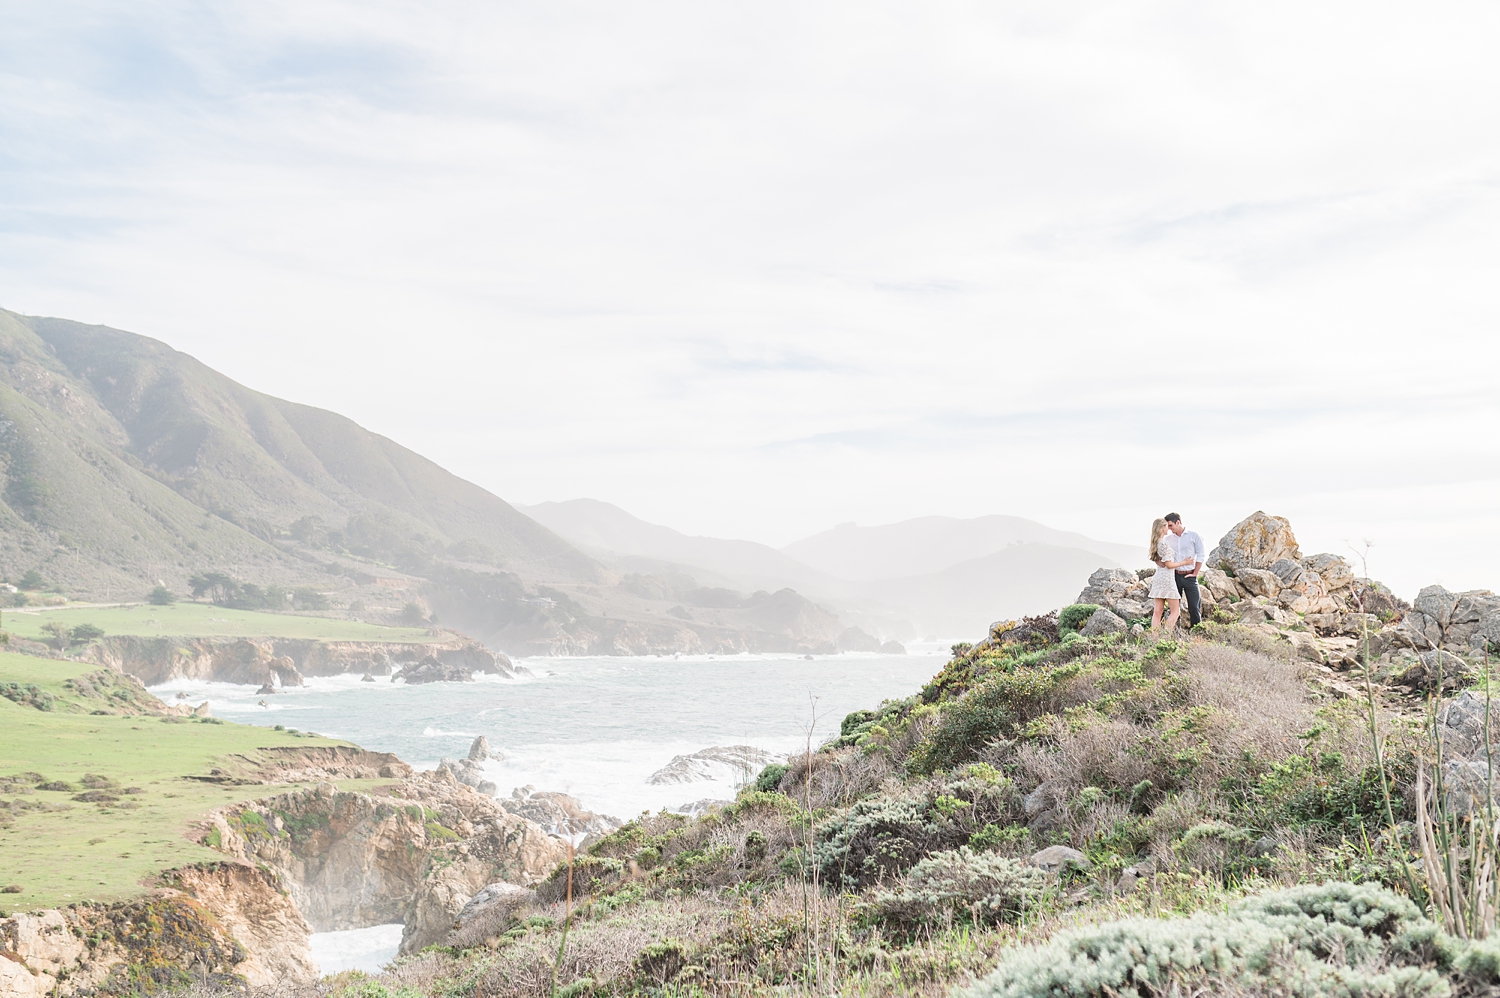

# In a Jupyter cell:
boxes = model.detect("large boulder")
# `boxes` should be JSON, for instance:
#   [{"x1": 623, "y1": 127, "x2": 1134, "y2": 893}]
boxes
[
  {"x1": 1079, "y1": 608, "x2": 1128, "y2": 637},
  {"x1": 1438, "y1": 690, "x2": 1500, "y2": 761},
  {"x1": 1304, "y1": 553, "x2": 1355, "y2": 591},
  {"x1": 1029, "y1": 845, "x2": 1090, "y2": 874},
  {"x1": 1270, "y1": 558, "x2": 1307, "y2": 587},
  {"x1": 448, "y1": 883, "x2": 534, "y2": 948},
  {"x1": 1200, "y1": 568, "x2": 1243, "y2": 604},
  {"x1": 1442, "y1": 759, "x2": 1497, "y2": 816},
  {"x1": 1206, "y1": 511, "x2": 1301, "y2": 575},
  {"x1": 1394, "y1": 649, "x2": 1473, "y2": 693},
  {"x1": 1235, "y1": 568, "x2": 1282, "y2": 599}
]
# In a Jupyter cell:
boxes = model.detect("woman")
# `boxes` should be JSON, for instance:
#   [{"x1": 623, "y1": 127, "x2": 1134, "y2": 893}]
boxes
[{"x1": 1147, "y1": 517, "x2": 1193, "y2": 632}]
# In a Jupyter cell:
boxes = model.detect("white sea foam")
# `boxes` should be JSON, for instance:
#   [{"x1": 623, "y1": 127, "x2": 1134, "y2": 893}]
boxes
[
  {"x1": 309, "y1": 923, "x2": 403, "y2": 976},
  {"x1": 150, "y1": 651, "x2": 942, "y2": 819}
]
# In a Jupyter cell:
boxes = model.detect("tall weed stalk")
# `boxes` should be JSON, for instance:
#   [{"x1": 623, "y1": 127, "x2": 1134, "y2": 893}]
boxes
[{"x1": 1413, "y1": 646, "x2": 1500, "y2": 938}]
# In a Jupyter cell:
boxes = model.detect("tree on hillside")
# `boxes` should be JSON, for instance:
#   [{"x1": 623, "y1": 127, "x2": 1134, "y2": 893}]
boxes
[
  {"x1": 42, "y1": 621, "x2": 68, "y2": 651},
  {"x1": 19, "y1": 569, "x2": 43, "y2": 591},
  {"x1": 70, "y1": 623, "x2": 104, "y2": 641},
  {"x1": 293, "y1": 587, "x2": 329, "y2": 611},
  {"x1": 401, "y1": 602, "x2": 428, "y2": 626},
  {"x1": 149, "y1": 586, "x2": 175, "y2": 605},
  {"x1": 188, "y1": 572, "x2": 237, "y2": 602}
]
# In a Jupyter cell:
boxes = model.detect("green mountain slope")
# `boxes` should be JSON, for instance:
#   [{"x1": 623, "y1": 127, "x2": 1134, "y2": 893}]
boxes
[{"x1": 0, "y1": 308, "x2": 597, "y2": 596}]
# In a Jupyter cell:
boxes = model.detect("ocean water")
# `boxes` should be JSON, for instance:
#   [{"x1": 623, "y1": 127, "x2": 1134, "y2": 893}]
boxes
[
  {"x1": 151, "y1": 648, "x2": 943, "y2": 818},
  {"x1": 151, "y1": 648, "x2": 944, "y2": 975}
]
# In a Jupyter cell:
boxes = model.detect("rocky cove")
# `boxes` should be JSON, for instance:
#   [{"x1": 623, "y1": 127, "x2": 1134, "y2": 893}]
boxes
[
  {"x1": 1, "y1": 651, "x2": 934, "y2": 994},
  {"x1": 0, "y1": 755, "x2": 579, "y2": 995}
]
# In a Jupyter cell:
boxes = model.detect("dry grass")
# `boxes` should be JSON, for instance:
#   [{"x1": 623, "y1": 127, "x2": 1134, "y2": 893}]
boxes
[{"x1": 779, "y1": 744, "x2": 899, "y2": 811}]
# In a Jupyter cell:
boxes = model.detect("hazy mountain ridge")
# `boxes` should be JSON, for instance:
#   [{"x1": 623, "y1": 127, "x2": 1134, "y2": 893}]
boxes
[
  {"x1": 523, "y1": 499, "x2": 1136, "y2": 638},
  {"x1": 0, "y1": 308, "x2": 862, "y2": 655},
  {"x1": 782, "y1": 515, "x2": 1140, "y2": 581}
]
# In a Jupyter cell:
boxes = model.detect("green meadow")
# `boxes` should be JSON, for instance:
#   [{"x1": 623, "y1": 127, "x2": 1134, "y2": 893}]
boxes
[
  {"x1": 0, "y1": 601, "x2": 437, "y2": 644},
  {"x1": 0, "y1": 652, "x2": 384, "y2": 913}
]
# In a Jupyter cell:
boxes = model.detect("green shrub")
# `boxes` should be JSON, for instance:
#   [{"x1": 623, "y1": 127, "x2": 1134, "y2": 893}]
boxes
[
  {"x1": 911, "y1": 664, "x2": 1077, "y2": 773},
  {"x1": 70, "y1": 623, "x2": 105, "y2": 641},
  {"x1": 752, "y1": 762, "x2": 788, "y2": 793},
  {"x1": 969, "y1": 822, "x2": 1030, "y2": 852},
  {"x1": 0, "y1": 683, "x2": 54, "y2": 711},
  {"x1": 148, "y1": 586, "x2": 175, "y2": 606},
  {"x1": 962, "y1": 882, "x2": 1460, "y2": 998},
  {"x1": 813, "y1": 794, "x2": 938, "y2": 887},
  {"x1": 868, "y1": 846, "x2": 1049, "y2": 930},
  {"x1": 1059, "y1": 604, "x2": 1101, "y2": 633}
]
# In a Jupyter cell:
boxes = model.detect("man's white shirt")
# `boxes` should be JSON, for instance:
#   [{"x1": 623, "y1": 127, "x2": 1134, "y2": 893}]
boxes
[{"x1": 1172, "y1": 530, "x2": 1206, "y2": 574}]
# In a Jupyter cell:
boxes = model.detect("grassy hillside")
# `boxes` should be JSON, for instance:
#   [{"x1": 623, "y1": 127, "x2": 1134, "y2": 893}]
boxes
[
  {"x1": 0, "y1": 308, "x2": 599, "y2": 600},
  {"x1": 0, "y1": 601, "x2": 437, "y2": 643},
  {"x1": 0, "y1": 307, "x2": 870, "y2": 656},
  {"x1": 0, "y1": 652, "x2": 384, "y2": 913}
]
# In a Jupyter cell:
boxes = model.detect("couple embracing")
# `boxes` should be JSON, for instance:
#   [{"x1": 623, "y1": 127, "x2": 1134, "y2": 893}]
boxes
[{"x1": 1147, "y1": 512, "x2": 1205, "y2": 632}]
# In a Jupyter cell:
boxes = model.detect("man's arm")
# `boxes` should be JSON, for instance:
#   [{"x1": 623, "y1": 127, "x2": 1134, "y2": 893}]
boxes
[{"x1": 1191, "y1": 533, "x2": 1205, "y2": 576}]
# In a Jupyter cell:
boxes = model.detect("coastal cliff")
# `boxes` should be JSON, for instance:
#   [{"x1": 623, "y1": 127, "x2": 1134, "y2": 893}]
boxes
[
  {"x1": 0, "y1": 865, "x2": 314, "y2": 997},
  {"x1": 86, "y1": 634, "x2": 513, "y2": 687},
  {"x1": 203, "y1": 771, "x2": 568, "y2": 954}
]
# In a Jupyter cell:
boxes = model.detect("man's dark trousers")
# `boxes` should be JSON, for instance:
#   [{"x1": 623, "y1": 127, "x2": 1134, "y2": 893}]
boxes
[{"x1": 1175, "y1": 573, "x2": 1202, "y2": 627}]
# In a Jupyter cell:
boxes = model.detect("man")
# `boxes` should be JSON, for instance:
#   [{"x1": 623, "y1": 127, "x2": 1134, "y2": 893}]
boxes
[{"x1": 1165, "y1": 512, "x2": 1206, "y2": 628}]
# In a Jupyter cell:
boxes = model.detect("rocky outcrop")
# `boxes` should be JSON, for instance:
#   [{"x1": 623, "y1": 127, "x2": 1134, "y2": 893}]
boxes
[
  {"x1": 165, "y1": 864, "x2": 318, "y2": 985},
  {"x1": 1068, "y1": 513, "x2": 1497, "y2": 688},
  {"x1": 500, "y1": 786, "x2": 619, "y2": 838},
  {"x1": 202, "y1": 773, "x2": 569, "y2": 955},
  {"x1": 1206, "y1": 511, "x2": 1302, "y2": 575},
  {"x1": 397, "y1": 655, "x2": 474, "y2": 684},
  {"x1": 438, "y1": 736, "x2": 503, "y2": 794},
  {"x1": 219, "y1": 745, "x2": 413, "y2": 784},
  {"x1": 647, "y1": 745, "x2": 780, "y2": 787},
  {"x1": 1075, "y1": 568, "x2": 1152, "y2": 622},
  {"x1": 1395, "y1": 586, "x2": 1500, "y2": 654},
  {"x1": 87, "y1": 633, "x2": 514, "y2": 687},
  {"x1": 0, "y1": 865, "x2": 314, "y2": 996}
]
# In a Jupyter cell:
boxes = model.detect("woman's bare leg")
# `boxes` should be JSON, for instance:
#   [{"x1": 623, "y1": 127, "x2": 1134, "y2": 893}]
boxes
[
  {"x1": 1165, "y1": 598, "x2": 1181, "y2": 631},
  {"x1": 1152, "y1": 598, "x2": 1165, "y2": 631}
]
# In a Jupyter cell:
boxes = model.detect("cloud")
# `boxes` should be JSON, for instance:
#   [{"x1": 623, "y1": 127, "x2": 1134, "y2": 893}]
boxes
[{"x1": 0, "y1": 1, "x2": 1497, "y2": 596}]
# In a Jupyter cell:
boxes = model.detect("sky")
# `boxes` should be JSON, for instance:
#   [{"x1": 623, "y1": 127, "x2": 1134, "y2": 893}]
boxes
[{"x1": 1, "y1": 1, "x2": 1497, "y2": 598}]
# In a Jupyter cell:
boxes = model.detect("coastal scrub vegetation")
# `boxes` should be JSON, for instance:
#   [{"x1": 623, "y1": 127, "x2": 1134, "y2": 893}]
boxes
[
  {"x1": 225, "y1": 619, "x2": 1500, "y2": 998},
  {"x1": 25, "y1": 606, "x2": 1500, "y2": 997}
]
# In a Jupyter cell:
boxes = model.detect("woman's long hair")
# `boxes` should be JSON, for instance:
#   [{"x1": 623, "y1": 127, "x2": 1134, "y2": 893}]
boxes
[{"x1": 1147, "y1": 518, "x2": 1168, "y2": 562}]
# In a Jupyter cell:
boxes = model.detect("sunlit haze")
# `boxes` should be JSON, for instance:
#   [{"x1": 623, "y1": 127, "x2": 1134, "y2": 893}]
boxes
[{"x1": 3, "y1": 2, "x2": 1497, "y2": 597}]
